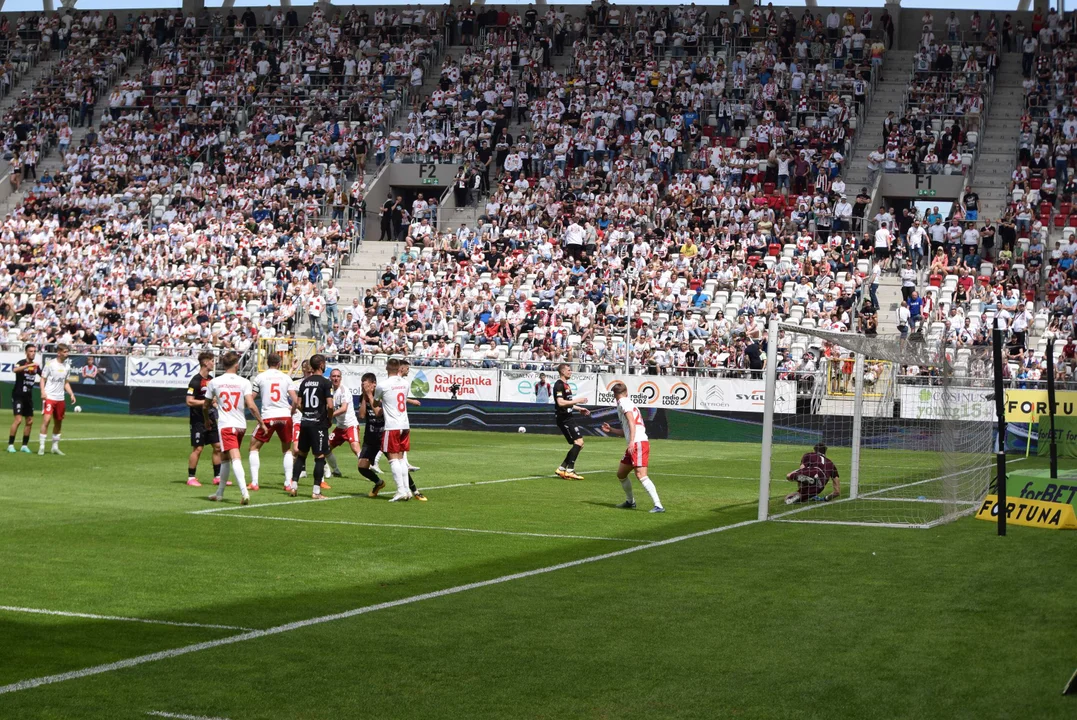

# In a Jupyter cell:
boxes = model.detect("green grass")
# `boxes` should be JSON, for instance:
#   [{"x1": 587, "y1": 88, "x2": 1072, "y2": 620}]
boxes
[{"x1": 0, "y1": 415, "x2": 1074, "y2": 719}]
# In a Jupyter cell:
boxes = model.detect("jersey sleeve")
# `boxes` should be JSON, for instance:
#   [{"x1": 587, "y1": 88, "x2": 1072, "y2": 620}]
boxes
[
  {"x1": 204, "y1": 379, "x2": 217, "y2": 401},
  {"x1": 186, "y1": 375, "x2": 199, "y2": 395},
  {"x1": 553, "y1": 381, "x2": 565, "y2": 400},
  {"x1": 243, "y1": 378, "x2": 254, "y2": 398}
]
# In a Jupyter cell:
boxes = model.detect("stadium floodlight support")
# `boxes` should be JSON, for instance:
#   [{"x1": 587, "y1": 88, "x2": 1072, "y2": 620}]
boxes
[
  {"x1": 992, "y1": 322, "x2": 1007, "y2": 537},
  {"x1": 759, "y1": 324, "x2": 996, "y2": 529},
  {"x1": 1047, "y1": 338, "x2": 1058, "y2": 479},
  {"x1": 624, "y1": 268, "x2": 639, "y2": 375}
]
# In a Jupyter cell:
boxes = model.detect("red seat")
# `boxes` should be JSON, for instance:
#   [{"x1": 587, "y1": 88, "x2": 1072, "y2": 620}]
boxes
[
  {"x1": 1070, "y1": 215, "x2": 1077, "y2": 227},
  {"x1": 1061, "y1": 202, "x2": 1073, "y2": 216},
  {"x1": 1030, "y1": 177, "x2": 1043, "y2": 190},
  {"x1": 1048, "y1": 167, "x2": 1056, "y2": 179},
  {"x1": 725, "y1": 136, "x2": 737, "y2": 147},
  {"x1": 764, "y1": 182, "x2": 776, "y2": 195},
  {"x1": 747, "y1": 255, "x2": 761, "y2": 267},
  {"x1": 1041, "y1": 201, "x2": 1053, "y2": 215},
  {"x1": 767, "y1": 244, "x2": 781, "y2": 256},
  {"x1": 1055, "y1": 214, "x2": 1068, "y2": 227}
]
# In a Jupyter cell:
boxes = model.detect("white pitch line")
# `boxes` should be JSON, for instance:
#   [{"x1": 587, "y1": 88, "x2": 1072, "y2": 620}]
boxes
[
  {"x1": 188, "y1": 470, "x2": 613, "y2": 515},
  {"x1": 147, "y1": 711, "x2": 232, "y2": 720},
  {"x1": 0, "y1": 517, "x2": 763, "y2": 696},
  {"x1": 0, "y1": 606, "x2": 253, "y2": 632},
  {"x1": 63, "y1": 435, "x2": 187, "y2": 442},
  {"x1": 214, "y1": 513, "x2": 649, "y2": 544}
]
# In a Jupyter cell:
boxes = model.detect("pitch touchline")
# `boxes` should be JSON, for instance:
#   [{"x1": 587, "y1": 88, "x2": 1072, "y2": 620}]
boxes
[
  {"x1": 188, "y1": 470, "x2": 614, "y2": 515},
  {"x1": 147, "y1": 711, "x2": 232, "y2": 720},
  {"x1": 63, "y1": 435, "x2": 188, "y2": 442},
  {"x1": 211, "y1": 513, "x2": 650, "y2": 544},
  {"x1": 0, "y1": 606, "x2": 253, "y2": 632},
  {"x1": 0, "y1": 517, "x2": 763, "y2": 696}
]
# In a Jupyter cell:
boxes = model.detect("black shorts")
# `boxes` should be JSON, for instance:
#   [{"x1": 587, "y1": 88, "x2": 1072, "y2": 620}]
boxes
[
  {"x1": 874, "y1": 247, "x2": 890, "y2": 260},
  {"x1": 12, "y1": 395, "x2": 33, "y2": 417},
  {"x1": 360, "y1": 432, "x2": 382, "y2": 462},
  {"x1": 297, "y1": 424, "x2": 329, "y2": 456},
  {"x1": 190, "y1": 423, "x2": 219, "y2": 447},
  {"x1": 558, "y1": 418, "x2": 583, "y2": 444}
]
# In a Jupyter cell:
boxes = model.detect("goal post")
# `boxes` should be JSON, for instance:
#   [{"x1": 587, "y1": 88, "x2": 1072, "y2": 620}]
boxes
[{"x1": 759, "y1": 321, "x2": 996, "y2": 529}]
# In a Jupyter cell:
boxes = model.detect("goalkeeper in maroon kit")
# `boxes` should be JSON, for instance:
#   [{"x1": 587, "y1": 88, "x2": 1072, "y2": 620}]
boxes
[{"x1": 785, "y1": 443, "x2": 841, "y2": 504}]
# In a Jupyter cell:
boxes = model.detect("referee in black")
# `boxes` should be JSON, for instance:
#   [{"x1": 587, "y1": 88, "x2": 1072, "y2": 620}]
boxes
[
  {"x1": 291, "y1": 354, "x2": 335, "y2": 499},
  {"x1": 553, "y1": 363, "x2": 590, "y2": 480}
]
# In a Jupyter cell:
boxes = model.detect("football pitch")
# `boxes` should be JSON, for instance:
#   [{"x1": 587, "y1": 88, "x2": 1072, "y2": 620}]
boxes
[{"x1": 1, "y1": 414, "x2": 1074, "y2": 719}]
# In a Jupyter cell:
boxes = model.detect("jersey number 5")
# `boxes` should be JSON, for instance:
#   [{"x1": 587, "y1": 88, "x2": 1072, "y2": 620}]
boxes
[{"x1": 269, "y1": 384, "x2": 281, "y2": 402}]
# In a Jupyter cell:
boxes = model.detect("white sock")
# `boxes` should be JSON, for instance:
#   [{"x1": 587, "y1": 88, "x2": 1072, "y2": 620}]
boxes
[
  {"x1": 326, "y1": 451, "x2": 340, "y2": 474},
  {"x1": 51, "y1": 433, "x2": 60, "y2": 449},
  {"x1": 640, "y1": 477, "x2": 662, "y2": 508},
  {"x1": 248, "y1": 450, "x2": 261, "y2": 486},
  {"x1": 283, "y1": 453, "x2": 294, "y2": 487},
  {"x1": 621, "y1": 478, "x2": 635, "y2": 502},
  {"x1": 390, "y1": 458, "x2": 409, "y2": 495},
  {"x1": 39, "y1": 434, "x2": 46, "y2": 451},
  {"x1": 217, "y1": 461, "x2": 231, "y2": 497},
  {"x1": 231, "y1": 460, "x2": 249, "y2": 499},
  {"x1": 375, "y1": 451, "x2": 385, "y2": 469}
]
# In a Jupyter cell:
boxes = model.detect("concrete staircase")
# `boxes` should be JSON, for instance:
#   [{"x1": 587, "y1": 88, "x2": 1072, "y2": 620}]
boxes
[
  {"x1": 970, "y1": 54, "x2": 1025, "y2": 222},
  {"x1": 844, "y1": 50, "x2": 914, "y2": 191},
  {"x1": 335, "y1": 239, "x2": 402, "y2": 305},
  {"x1": 0, "y1": 54, "x2": 145, "y2": 218}
]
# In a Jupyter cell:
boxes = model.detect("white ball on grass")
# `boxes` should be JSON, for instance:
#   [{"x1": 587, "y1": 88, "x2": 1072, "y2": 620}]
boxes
[
  {"x1": 74, "y1": 405, "x2": 83, "y2": 413},
  {"x1": 518, "y1": 426, "x2": 527, "y2": 433}
]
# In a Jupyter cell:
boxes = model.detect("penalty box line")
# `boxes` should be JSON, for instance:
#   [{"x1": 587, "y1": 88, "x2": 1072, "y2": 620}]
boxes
[
  {"x1": 188, "y1": 470, "x2": 615, "y2": 515},
  {"x1": 0, "y1": 606, "x2": 253, "y2": 632},
  {"x1": 0, "y1": 517, "x2": 764, "y2": 696},
  {"x1": 210, "y1": 513, "x2": 651, "y2": 544}
]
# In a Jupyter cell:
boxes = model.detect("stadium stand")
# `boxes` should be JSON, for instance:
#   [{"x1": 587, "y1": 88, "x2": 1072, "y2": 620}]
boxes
[{"x1": 0, "y1": 5, "x2": 1073, "y2": 385}]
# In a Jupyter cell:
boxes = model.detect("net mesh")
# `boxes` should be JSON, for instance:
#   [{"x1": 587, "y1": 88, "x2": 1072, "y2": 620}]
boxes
[{"x1": 763, "y1": 324, "x2": 995, "y2": 529}]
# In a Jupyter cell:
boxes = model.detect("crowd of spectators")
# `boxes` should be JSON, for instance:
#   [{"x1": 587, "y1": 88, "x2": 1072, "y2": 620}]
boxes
[
  {"x1": 313, "y1": 2, "x2": 900, "y2": 378},
  {"x1": 0, "y1": 7, "x2": 445, "y2": 354}
]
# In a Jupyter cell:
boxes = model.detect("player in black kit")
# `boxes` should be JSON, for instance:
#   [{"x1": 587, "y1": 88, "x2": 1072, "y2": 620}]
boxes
[
  {"x1": 7, "y1": 344, "x2": 39, "y2": 453},
  {"x1": 553, "y1": 363, "x2": 591, "y2": 480},
  {"x1": 291, "y1": 354, "x2": 335, "y2": 499},
  {"x1": 186, "y1": 351, "x2": 222, "y2": 487},
  {"x1": 358, "y1": 372, "x2": 425, "y2": 500}
]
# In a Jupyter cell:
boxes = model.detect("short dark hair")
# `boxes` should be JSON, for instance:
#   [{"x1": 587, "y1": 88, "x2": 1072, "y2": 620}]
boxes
[
  {"x1": 56, "y1": 343, "x2": 70, "y2": 353},
  {"x1": 198, "y1": 351, "x2": 215, "y2": 364},
  {"x1": 25, "y1": 343, "x2": 36, "y2": 351},
  {"x1": 611, "y1": 382, "x2": 628, "y2": 397},
  {"x1": 814, "y1": 443, "x2": 828, "y2": 455},
  {"x1": 386, "y1": 358, "x2": 400, "y2": 373},
  {"x1": 557, "y1": 363, "x2": 570, "y2": 373},
  {"x1": 309, "y1": 354, "x2": 326, "y2": 372},
  {"x1": 221, "y1": 351, "x2": 241, "y2": 369},
  {"x1": 361, "y1": 372, "x2": 377, "y2": 384},
  {"x1": 267, "y1": 352, "x2": 282, "y2": 368}
]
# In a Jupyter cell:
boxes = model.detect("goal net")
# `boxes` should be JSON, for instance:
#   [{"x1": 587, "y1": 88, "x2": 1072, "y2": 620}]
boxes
[{"x1": 758, "y1": 322, "x2": 995, "y2": 529}]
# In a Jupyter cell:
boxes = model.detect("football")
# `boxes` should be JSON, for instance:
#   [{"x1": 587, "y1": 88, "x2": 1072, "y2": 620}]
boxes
[
  {"x1": 517, "y1": 426, "x2": 526, "y2": 433},
  {"x1": 74, "y1": 405, "x2": 83, "y2": 413}
]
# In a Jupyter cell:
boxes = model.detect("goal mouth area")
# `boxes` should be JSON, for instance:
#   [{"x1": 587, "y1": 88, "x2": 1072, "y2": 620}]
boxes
[{"x1": 759, "y1": 321, "x2": 996, "y2": 529}]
